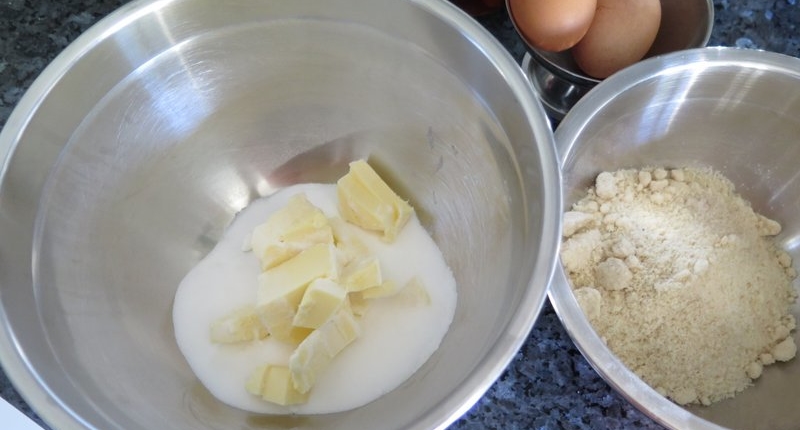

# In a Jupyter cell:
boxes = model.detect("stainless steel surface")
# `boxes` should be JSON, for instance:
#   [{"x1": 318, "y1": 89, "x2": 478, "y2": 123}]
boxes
[
  {"x1": 0, "y1": 0, "x2": 562, "y2": 429},
  {"x1": 520, "y1": 52, "x2": 598, "y2": 124},
  {"x1": 551, "y1": 47, "x2": 800, "y2": 430},
  {"x1": 512, "y1": 0, "x2": 714, "y2": 120}
]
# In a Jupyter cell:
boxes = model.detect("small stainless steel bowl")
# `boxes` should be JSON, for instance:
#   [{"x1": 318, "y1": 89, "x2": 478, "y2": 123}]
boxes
[
  {"x1": 0, "y1": 0, "x2": 561, "y2": 428},
  {"x1": 552, "y1": 47, "x2": 800, "y2": 430},
  {"x1": 509, "y1": 0, "x2": 714, "y2": 120}
]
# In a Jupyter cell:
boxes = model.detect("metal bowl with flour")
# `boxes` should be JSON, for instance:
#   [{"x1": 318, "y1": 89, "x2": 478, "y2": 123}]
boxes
[
  {"x1": 0, "y1": 0, "x2": 561, "y2": 428},
  {"x1": 551, "y1": 47, "x2": 800, "y2": 430}
]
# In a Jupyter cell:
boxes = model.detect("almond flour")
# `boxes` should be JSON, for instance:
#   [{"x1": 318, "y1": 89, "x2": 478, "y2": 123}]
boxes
[{"x1": 561, "y1": 167, "x2": 798, "y2": 406}]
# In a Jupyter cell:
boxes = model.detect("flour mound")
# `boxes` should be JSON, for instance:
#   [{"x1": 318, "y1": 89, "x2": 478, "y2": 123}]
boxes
[{"x1": 562, "y1": 167, "x2": 798, "y2": 406}]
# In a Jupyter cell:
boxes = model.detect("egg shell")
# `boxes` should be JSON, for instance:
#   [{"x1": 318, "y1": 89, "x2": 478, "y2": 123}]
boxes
[
  {"x1": 509, "y1": 0, "x2": 597, "y2": 52},
  {"x1": 571, "y1": 0, "x2": 661, "y2": 78}
]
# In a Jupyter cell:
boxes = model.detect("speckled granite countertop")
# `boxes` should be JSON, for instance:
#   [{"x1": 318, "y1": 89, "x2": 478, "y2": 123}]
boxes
[{"x1": 1, "y1": 1, "x2": 798, "y2": 429}]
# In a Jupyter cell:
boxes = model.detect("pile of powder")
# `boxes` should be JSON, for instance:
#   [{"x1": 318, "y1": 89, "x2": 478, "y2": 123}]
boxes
[{"x1": 561, "y1": 167, "x2": 799, "y2": 406}]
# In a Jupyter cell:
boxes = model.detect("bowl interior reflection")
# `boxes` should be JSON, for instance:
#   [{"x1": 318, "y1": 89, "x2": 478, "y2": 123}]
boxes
[{"x1": 0, "y1": 1, "x2": 560, "y2": 429}]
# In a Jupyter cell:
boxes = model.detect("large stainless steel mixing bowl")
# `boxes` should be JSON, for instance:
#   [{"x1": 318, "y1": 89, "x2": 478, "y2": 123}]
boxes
[
  {"x1": 0, "y1": 0, "x2": 561, "y2": 428},
  {"x1": 552, "y1": 47, "x2": 800, "y2": 430}
]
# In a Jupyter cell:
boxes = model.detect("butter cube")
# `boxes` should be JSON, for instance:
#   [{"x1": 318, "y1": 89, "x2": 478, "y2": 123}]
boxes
[
  {"x1": 251, "y1": 194, "x2": 333, "y2": 270},
  {"x1": 322, "y1": 305, "x2": 361, "y2": 355},
  {"x1": 342, "y1": 257, "x2": 382, "y2": 292},
  {"x1": 246, "y1": 364, "x2": 309, "y2": 405},
  {"x1": 255, "y1": 294, "x2": 313, "y2": 345},
  {"x1": 256, "y1": 243, "x2": 338, "y2": 343},
  {"x1": 337, "y1": 160, "x2": 413, "y2": 242},
  {"x1": 346, "y1": 292, "x2": 369, "y2": 317},
  {"x1": 392, "y1": 276, "x2": 432, "y2": 306},
  {"x1": 209, "y1": 305, "x2": 269, "y2": 343},
  {"x1": 293, "y1": 278, "x2": 347, "y2": 329},
  {"x1": 329, "y1": 216, "x2": 370, "y2": 266},
  {"x1": 360, "y1": 279, "x2": 400, "y2": 300},
  {"x1": 289, "y1": 304, "x2": 361, "y2": 393}
]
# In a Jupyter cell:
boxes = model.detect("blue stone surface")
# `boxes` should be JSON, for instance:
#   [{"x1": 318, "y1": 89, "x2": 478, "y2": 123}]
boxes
[{"x1": 0, "y1": 1, "x2": 798, "y2": 429}]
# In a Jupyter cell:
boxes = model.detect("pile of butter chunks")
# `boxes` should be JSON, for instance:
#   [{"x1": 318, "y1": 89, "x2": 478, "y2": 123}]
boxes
[{"x1": 209, "y1": 160, "x2": 430, "y2": 405}]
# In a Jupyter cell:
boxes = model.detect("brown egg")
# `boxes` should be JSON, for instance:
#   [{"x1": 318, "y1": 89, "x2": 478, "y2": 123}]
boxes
[
  {"x1": 509, "y1": 0, "x2": 597, "y2": 52},
  {"x1": 571, "y1": 0, "x2": 661, "y2": 78}
]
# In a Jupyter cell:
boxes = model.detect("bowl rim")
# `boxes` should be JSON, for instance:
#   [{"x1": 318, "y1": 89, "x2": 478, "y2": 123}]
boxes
[
  {"x1": 550, "y1": 46, "x2": 800, "y2": 430},
  {"x1": 0, "y1": 0, "x2": 562, "y2": 429}
]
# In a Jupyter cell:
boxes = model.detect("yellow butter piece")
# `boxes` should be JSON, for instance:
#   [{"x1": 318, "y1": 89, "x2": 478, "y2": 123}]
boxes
[
  {"x1": 254, "y1": 294, "x2": 313, "y2": 345},
  {"x1": 360, "y1": 279, "x2": 400, "y2": 300},
  {"x1": 393, "y1": 276, "x2": 432, "y2": 306},
  {"x1": 246, "y1": 364, "x2": 309, "y2": 405},
  {"x1": 256, "y1": 243, "x2": 338, "y2": 343},
  {"x1": 342, "y1": 257, "x2": 382, "y2": 293},
  {"x1": 329, "y1": 216, "x2": 370, "y2": 267},
  {"x1": 209, "y1": 305, "x2": 269, "y2": 344},
  {"x1": 336, "y1": 176, "x2": 386, "y2": 232},
  {"x1": 346, "y1": 292, "x2": 369, "y2": 317},
  {"x1": 337, "y1": 160, "x2": 413, "y2": 242},
  {"x1": 250, "y1": 194, "x2": 333, "y2": 270},
  {"x1": 289, "y1": 304, "x2": 361, "y2": 393},
  {"x1": 293, "y1": 278, "x2": 348, "y2": 329}
]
